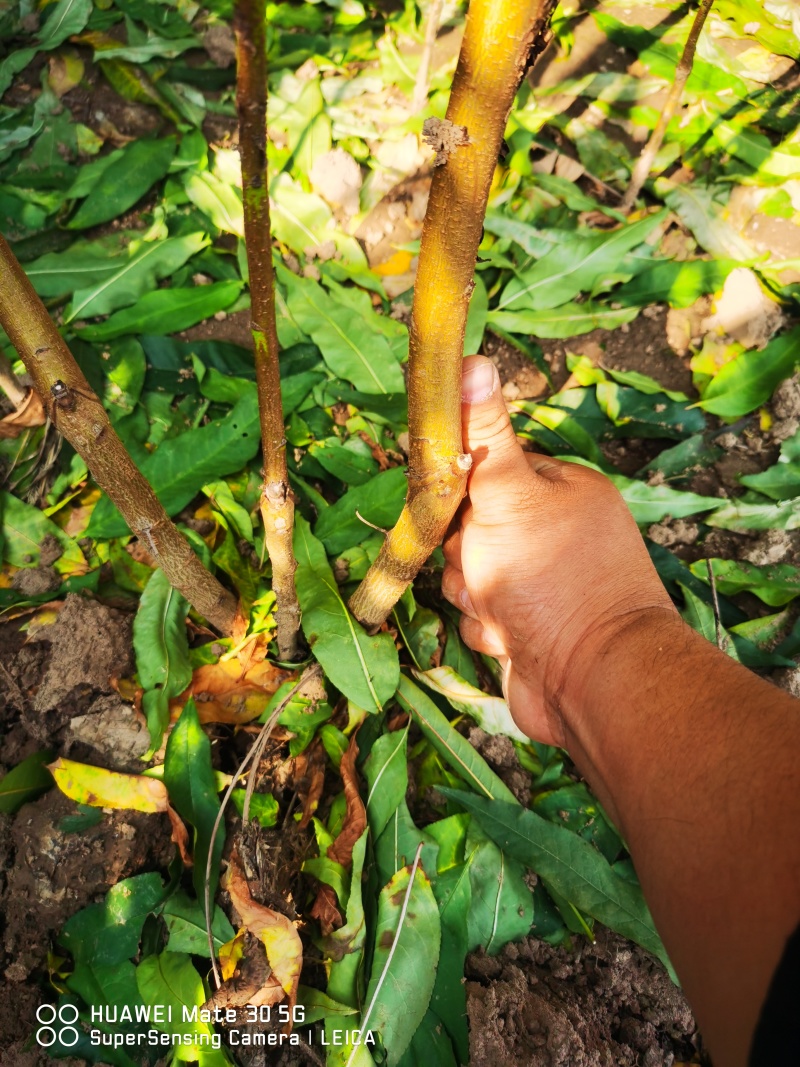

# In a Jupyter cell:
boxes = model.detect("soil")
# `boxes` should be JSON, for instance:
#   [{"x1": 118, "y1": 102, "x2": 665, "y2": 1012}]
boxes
[{"x1": 467, "y1": 930, "x2": 699, "y2": 1067}]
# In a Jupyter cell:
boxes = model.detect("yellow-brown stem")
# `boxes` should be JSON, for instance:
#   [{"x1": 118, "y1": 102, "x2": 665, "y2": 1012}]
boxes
[
  {"x1": 349, "y1": 0, "x2": 556, "y2": 628},
  {"x1": 0, "y1": 233, "x2": 238, "y2": 634},
  {"x1": 235, "y1": 0, "x2": 301, "y2": 661},
  {"x1": 620, "y1": 0, "x2": 714, "y2": 214}
]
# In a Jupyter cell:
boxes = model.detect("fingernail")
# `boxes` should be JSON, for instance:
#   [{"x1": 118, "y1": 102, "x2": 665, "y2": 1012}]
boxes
[
  {"x1": 462, "y1": 361, "x2": 496, "y2": 403},
  {"x1": 459, "y1": 587, "x2": 475, "y2": 614}
]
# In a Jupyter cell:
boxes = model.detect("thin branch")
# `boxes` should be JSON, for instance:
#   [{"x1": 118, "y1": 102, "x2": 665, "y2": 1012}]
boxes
[
  {"x1": 412, "y1": 0, "x2": 444, "y2": 113},
  {"x1": 620, "y1": 0, "x2": 714, "y2": 214},
  {"x1": 0, "y1": 234, "x2": 238, "y2": 634},
  {"x1": 235, "y1": 0, "x2": 302, "y2": 661}
]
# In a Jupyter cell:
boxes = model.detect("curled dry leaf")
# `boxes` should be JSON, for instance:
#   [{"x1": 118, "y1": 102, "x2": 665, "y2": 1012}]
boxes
[
  {"x1": 0, "y1": 388, "x2": 45, "y2": 438},
  {"x1": 310, "y1": 734, "x2": 367, "y2": 934},
  {"x1": 206, "y1": 931, "x2": 280, "y2": 1012},
  {"x1": 173, "y1": 657, "x2": 289, "y2": 725},
  {"x1": 224, "y1": 850, "x2": 303, "y2": 1016},
  {"x1": 294, "y1": 736, "x2": 326, "y2": 829}
]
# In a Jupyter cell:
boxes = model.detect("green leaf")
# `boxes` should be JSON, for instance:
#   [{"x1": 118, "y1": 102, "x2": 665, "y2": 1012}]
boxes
[
  {"x1": 297, "y1": 986, "x2": 358, "y2": 1026},
  {"x1": 164, "y1": 699, "x2": 224, "y2": 910},
  {"x1": 678, "y1": 583, "x2": 740, "y2": 661},
  {"x1": 294, "y1": 516, "x2": 399, "y2": 714},
  {"x1": 26, "y1": 234, "x2": 131, "y2": 299},
  {"x1": 38, "y1": 0, "x2": 93, "y2": 49},
  {"x1": 614, "y1": 258, "x2": 736, "y2": 309},
  {"x1": 0, "y1": 750, "x2": 54, "y2": 814},
  {"x1": 230, "y1": 789, "x2": 279, "y2": 827},
  {"x1": 705, "y1": 497, "x2": 800, "y2": 532},
  {"x1": 0, "y1": 490, "x2": 85, "y2": 573},
  {"x1": 395, "y1": 677, "x2": 517, "y2": 804},
  {"x1": 102, "y1": 337, "x2": 147, "y2": 416},
  {"x1": 740, "y1": 460, "x2": 800, "y2": 501},
  {"x1": 564, "y1": 461, "x2": 718, "y2": 525},
  {"x1": 413, "y1": 667, "x2": 529, "y2": 743},
  {"x1": 59, "y1": 872, "x2": 167, "y2": 965},
  {"x1": 133, "y1": 568, "x2": 191, "y2": 747},
  {"x1": 68, "y1": 137, "x2": 176, "y2": 230},
  {"x1": 87, "y1": 387, "x2": 260, "y2": 537},
  {"x1": 464, "y1": 823, "x2": 533, "y2": 955},
  {"x1": 270, "y1": 172, "x2": 366, "y2": 266},
  {"x1": 284, "y1": 272, "x2": 405, "y2": 394},
  {"x1": 441, "y1": 622, "x2": 478, "y2": 688},
  {"x1": 279, "y1": 699, "x2": 333, "y2": 755},
  {"x1": 689, "y1": 558, "x2": 800, "y2": 607},
  {"x1": 429, "y1": 862, "x2": 471, "y2": 1065},
  {"x1": 361, "y1": 863, "x2": 441, "y2": 1067},
  {"x1": 397, "y1": 1010, "x2": 458, "y2": 1067},
  {"x1": 489, "y1": 302, "x2": 640, "y2": 339},
  {"x1": 183, "y1": 170, "x2": 244, "y2": 237},
  {"x1": 656, "y1": 180, "x2": 756, "y2": 261},
  {"x1": 446, "y1": 790, "x2": 670, "y2": 969},
  {"x1": 464, "y1": 274, "x2": 488, "y2": 355},
  {"x1": 364, "y1": 728, "x2": 411, "y2": 839},
  {"x1": 324, "y1": 830, "x2": 369, "y2": 1008},
  {"x1": 696, "y1": 327, "x2": 800, "y2": 418},
  {"x1": 533, "y1": 782, "x2": 623, "y2": 863},
  {"x1": 75, "y1": 280, "x2": 243, "y2": 341},
  {"x1": 314, "y1": 466, "x2": 408, "y2": 555},
  {"x1": 136, "y1": 952, "x2": 230, "y2": 1066},
  {"x1": 66, "y1": 233, "x2": 207, "y2": 322},
  {"x1": 497, "y1": 213, "x2": 666, "y2": 312},
  {"x1": 162, "y1": 890, "x2": 235, "y2": 957},
  {"x1": 375, "y1": 800, "x2": 440, "y2": 888},
  {"x1": 309, "y1": 437, "x2": 379, "y2": 486}
]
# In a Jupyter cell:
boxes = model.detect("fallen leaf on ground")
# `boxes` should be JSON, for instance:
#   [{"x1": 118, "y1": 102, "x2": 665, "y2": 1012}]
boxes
[
  {"x1": 173, "y1": 658, "x2": 289, "y2": 724},
  {"x1": 224, "y1": 850, "x2": 303, "y2": 1015},
  {"x1": 48, "y1": 757, "x2": 168, "y2": 812}
]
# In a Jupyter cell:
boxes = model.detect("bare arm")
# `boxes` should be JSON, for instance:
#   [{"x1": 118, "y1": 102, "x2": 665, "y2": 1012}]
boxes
[{"x1": 443, "y1": 356, "x2": 800, "y2": 1067}]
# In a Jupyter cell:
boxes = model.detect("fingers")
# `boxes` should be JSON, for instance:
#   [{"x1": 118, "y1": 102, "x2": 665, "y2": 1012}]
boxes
[
  {"x1": 441, "y1": 564, "x2": 477, "y2": 617},
  {"x1": 461, "y1": 357, "x2": 536, "y2": 502},
  {"x1": 459, "y1": 613, "x2": 507, "y2": 657}
]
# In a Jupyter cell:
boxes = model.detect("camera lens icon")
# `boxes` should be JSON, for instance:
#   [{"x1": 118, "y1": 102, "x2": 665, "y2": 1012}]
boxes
[{"x1": 36, "y1": 1004, "x2": 80, "y2": 1048}]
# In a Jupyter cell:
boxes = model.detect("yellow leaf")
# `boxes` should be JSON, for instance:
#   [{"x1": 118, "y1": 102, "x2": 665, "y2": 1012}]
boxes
[
  {"x1": 173, "y1": 658, "x2": 289, "y2": 725},
  {"x1": 219, "y1": 930, "x2": 246, "y2": 982},
  {"x1": 373, "y1": 250, "x2": 413, "y2": 277},
  {"x1": 47, "y1": 758, "x2": 168, "y2": 813},
  {"x1": 225, "y1": 851, "x2": 302, "y2": 1012}
]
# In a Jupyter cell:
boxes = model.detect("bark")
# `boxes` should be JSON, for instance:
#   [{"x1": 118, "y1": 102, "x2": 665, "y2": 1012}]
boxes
[
  {"x1": 235, "y1": 0, "x2": 301, "y2": 661},
  {"x1": 349, "y1": 0, "x2": 556, "y2": 628},
  {"x1": 0, "y1": 233, "x2": 238, "y2": 635},
  {"x1": 620, "y1": 0, "x2": 714, "y2": 215}
]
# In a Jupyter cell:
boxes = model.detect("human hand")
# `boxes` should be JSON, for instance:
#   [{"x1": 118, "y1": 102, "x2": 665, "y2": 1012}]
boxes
[{"x1": 441, "y1": 355, "x2": 676, "y2": 746}]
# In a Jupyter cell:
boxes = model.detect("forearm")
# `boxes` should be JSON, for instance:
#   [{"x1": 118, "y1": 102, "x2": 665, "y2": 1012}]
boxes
[{"x1": 556, "y1": 611, "x2": 800, "y2": 1067}]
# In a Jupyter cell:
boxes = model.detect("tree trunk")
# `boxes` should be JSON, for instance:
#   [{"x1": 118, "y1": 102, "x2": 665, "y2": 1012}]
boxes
[
  {"x1": 349, "y1": 0, "x2": 556, "y2": 629},
  {"x1": 0, "y1": 234, "x2": 239, "y2": 635},
  {"x1": 235, "y1": 0, "x2": 301, "y2": 661}
]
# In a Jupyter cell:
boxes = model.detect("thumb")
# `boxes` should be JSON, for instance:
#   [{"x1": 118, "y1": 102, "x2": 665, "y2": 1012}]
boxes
[{"x1": 462, "y1": 356, "x2": 532, "y2": 497}]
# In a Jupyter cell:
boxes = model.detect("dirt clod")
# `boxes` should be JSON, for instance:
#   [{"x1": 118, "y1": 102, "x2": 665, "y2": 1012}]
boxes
[{"x1": 467, "y1": 930, "x2": 699, "y2": 1067}]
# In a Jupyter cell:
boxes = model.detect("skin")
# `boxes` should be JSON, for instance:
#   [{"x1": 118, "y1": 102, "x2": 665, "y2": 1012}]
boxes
[{"x1": 442, "y1": 355, "x2": 800, "y2": 1067}]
